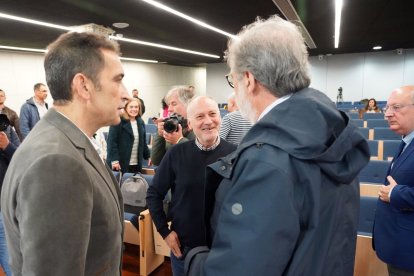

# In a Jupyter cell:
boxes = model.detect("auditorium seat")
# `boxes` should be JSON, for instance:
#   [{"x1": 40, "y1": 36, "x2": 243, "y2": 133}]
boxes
[
  {"x1": 362, "y1": 113, "x2": 385, "y2": 120},
  {"x1": 358, "y1": 196, "x2": 377, "y2": 236},
  {"x1": 357, "y1": 127, "x2": 369, "y2": 140},
  {"x1": 354, "y1": 196, "x2": 387, "y2": 276},
  {"x1": 382, "y1": 140, "x2": 400, "y2": 161},
  {"x1": 146, "y1": 133, "x2": 151, "y2": 145},
  {"x1": 360, "y1": 183, "x2": 381, "y2": 197},
  {"x1": 352, "y1": 119, "x2": 364, "y2": 128},
  {"x1": 358, "y1": 160, "x2": 390, "y2": 184},
  {"x1": 372, "y1": 127, "x2": 401, "y2": 140},
  {"x1": 112, "y1": 172, "x2": 155, "y2": 246},
  {"x1": 366, "y1": 119, "x2": 388, "y2": 128},
  {"x1": 146, "y1": 124, "x2": 157, "y2": 135},
  {"x1": 219, "y1": 108, "x2": 229, "y2": 117},
  {"x1": 367, "y1": 140, "x2": 379, "y2": 160},
  {"x1": 347, "y1": 113, "x2": 359, "y2": 120},
  {"x1": 138, "y1": 210, "x2": 165, "y2": 276}
]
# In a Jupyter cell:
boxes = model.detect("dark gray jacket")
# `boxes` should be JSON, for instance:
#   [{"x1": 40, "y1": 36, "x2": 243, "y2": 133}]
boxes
[{"x1": 186, "y1": 88, "x2": 370, "y2": 276}]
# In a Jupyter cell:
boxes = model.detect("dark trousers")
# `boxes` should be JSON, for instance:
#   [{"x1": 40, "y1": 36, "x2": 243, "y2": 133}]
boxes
[{"x1": 388, "y1": 264, "x2": 414, "y2": 276}]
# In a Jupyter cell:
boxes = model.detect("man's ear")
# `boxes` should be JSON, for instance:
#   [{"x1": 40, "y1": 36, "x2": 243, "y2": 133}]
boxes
[
  {"x1": 186, "y1": 118, "x2": 192, "y2": 130},
  {"x1": 72, "y1": 73, "x2": 91, "y2": 100},
  {"x1": 244, "y1": 71, "x2": 258, "y2": 95}
]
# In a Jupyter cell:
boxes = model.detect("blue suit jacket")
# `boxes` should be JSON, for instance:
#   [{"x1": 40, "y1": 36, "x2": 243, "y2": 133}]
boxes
[{"x1": 374, "y1": 139, "x2": 414, "y2": 270}]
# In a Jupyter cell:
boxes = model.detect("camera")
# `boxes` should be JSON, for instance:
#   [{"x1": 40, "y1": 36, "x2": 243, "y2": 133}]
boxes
[
  {"x1": 163, "y1": 113, "x2": 188, "y2": 133},
  {"x1": 0, "y1": 114, "x2": 10, "y2": 132}
]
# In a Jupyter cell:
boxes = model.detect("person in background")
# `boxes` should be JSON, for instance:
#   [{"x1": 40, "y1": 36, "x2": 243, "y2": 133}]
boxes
[
  {"x1": 0, "y1": 114, "x2": 20, "y2": 276},
  {"x1": 107, "y1": 98, "x2": 150, "y2": 174},
  {"x1": 147, "y1": 96, "x2": 236, "y2": 276},
  {"x1": 92, "y1": 128, "x2": 108, "y2": 162},
  {"x1": 150, "y1": 86, "x2": 195, "y2": 166},
  {"x1": 188, "y1": 85, "x2": 195, "y2": 93},
  {"x1": 1, "y1": 31, "x2": 128, "y2": 275},
  {"x1": 219, "y1": 93, "x2": 252, "y2": 145},
  {"x1": 159, "y1": 97, "x2": 169, "y2": 119},
  {"x1": 374, "y1": 85, "x2": 414, "y2": 275},
  {"x1": 359, "y1": 98, "x2": 382, "y2": 118},
  {"x1": 19, "y1": 83, "x2": 49, "y2": 139},
  {"x1": 132, "y1": 88, "x2": 146, "y2": 116},
  {"x1": 0, "y1": 89, "x2": 22, "y2": 141},
  {"x1": 185, "y1": 15, "x2": 370, "y2": 276}
]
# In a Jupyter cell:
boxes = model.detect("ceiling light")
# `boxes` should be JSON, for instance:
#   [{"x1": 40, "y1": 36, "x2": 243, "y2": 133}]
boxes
[
  {"x1": 120, "y1": 57, "x2": 158, "y2": 63},
  {"x1": 0, "y1": 45, "x2": 47, "y2": 53},
  {"x1": 0, "y1": 11, "x2": 220, "y2": 59},
  {"x1": 272, "y1": 0, "x2": 316, "y2": 49},
  {"x1": 0, "y1": 12, "x2": 71, "y2": 31},
  {"x1": 113, "y1": 22, "x2": 129, "y2": 29},
  {"x1": 139, "y1": 0, "x2": 237, "y2": 40},
  {"x1": 373, "y1": 46, "x2": 382, "y2": 50},
  {"x1": 334, "y1": 0, "x2": 343, "y2": 48},
  {"x1": 0, "y1": 45, "x2": 158, "y2": 63},
  {"x1": 111, "y1": 36, "x2": 220, "y2": 58}
]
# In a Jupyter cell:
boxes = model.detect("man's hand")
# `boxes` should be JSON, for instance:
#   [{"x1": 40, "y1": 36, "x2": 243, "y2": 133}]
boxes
[
  {"x1": 111, "y1": 162, "x2": 121, "y2": 171},
  {"x1": 163, "y1": 124, "x2": 183, "y2": 145},
  {"x1": 379, "y1": 175, "x2": 398, "y2": 203},
  {"x1": 156, "y1": 119, "x2": 165, "y2": 136},
  {"x1": 164, "y1": 231, "x2": 182, "y2": 258},
  {"x1": 0, "y1": 132, "x2": 10, "y2": 150}
]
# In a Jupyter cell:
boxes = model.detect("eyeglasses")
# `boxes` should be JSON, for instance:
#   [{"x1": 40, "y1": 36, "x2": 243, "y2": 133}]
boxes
[
  {"x1": 225, "y1": 74, "x2": 234, "y2": 88},
  {"x1": 383, "y1": 104, "x2": 414, "y2": 113}
]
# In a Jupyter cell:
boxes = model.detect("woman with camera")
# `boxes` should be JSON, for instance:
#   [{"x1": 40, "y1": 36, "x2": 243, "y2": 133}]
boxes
[{"x1": 106, "y1": 98, "x2": 150, "y2": 174}]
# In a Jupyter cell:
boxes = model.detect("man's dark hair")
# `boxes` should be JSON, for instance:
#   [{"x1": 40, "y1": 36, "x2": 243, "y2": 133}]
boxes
[
  {"x1": 44, "y1": 32, "x2": 120, "y2": 105},
  {"x1": 33, "y1": 83, "x2": 45, "y2": 91}
]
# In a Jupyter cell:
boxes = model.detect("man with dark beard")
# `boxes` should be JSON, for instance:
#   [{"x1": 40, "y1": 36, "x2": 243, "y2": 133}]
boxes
[{"x1": 185, "y1": 15, "x2": 370, "y2": 276}]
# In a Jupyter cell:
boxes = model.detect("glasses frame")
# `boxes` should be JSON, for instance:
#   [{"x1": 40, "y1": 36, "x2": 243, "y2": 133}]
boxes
[
  {"x1": 225, "y1": 74, "x2": 234, "y2": 88},
  {"x1": 383, "y1": 104, "x2": 414, "y2": 113}
]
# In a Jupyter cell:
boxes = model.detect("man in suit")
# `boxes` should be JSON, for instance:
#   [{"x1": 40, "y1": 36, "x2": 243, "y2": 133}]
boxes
[
  {"x1": 374, "y1": 85, "x2": 414, "y2": 275},
  {"x1": 1, "y1": 32, "x2": 129, "y2": 275}
]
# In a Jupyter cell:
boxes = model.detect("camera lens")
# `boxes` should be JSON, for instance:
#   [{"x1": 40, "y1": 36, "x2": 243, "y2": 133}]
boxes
[
  {"x1": 163, "y1": 117, "x2": 179, "y2": 133},
  {"x1": 0, "y1": 114, "x2": 10, "y2": 132}
]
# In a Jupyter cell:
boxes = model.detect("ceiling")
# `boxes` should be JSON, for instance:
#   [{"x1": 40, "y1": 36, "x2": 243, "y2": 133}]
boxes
[{"x1": 1, "y1": 0, "x2": 414, "y2": 66}]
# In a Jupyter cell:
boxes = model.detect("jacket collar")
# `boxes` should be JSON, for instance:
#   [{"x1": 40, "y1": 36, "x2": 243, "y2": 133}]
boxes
[{"x1": 43, "y1": 108, "x2": 122, "y2": 214}]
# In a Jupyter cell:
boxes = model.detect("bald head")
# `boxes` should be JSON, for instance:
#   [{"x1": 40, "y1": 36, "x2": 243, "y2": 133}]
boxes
[
  {"x1": 187, "y1": 96, "x2": 221, "y2": 147},
  {"x1": 385, "y1": 85, "x2": 414, "y2": 136},
  {"x1": 187, "y1": 96, "x2": 220, "y2": 118},
  {"x1": 392, "y1": 85, "x2": 414, "y2": 98}
]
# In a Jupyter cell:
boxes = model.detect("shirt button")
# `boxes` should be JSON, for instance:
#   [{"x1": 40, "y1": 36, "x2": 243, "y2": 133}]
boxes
[
  {"x1": 220, "y1": 165, "x2": 226, "y2": 171},
  {"x1": 232, "y1": 203, "x2": 243, "y2": 215}
]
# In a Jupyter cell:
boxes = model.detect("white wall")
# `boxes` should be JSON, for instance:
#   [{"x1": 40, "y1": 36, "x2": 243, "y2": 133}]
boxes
[
  {"x1": 2, "y1": 48, "x2": 414, "y2": 117},
  {"x1": 121, "y1": 61, "x2": 206, "y2": 120},
  {"x1": 0, "y1": 50, "x2": 206, "y2": 122},
  {"x1": 206, "y1": 63, "x2": 233, "y2": 104},
  {"x1": 206, "y1": 48, "x2": 414, "y2": 103},
  {"x1": 309, "y1": 49, "x2": 414, "y2": 102}
]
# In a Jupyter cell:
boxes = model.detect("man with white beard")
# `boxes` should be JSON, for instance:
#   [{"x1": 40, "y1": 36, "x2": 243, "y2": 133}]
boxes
[{"x1": 184, "y1": 15, "x2": 370, "y2": 276}]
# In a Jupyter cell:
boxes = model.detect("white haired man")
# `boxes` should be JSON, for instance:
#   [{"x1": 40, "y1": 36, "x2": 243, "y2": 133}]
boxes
[{"x1": 185, "y1": 15, "x2": 369, "y2": 276}]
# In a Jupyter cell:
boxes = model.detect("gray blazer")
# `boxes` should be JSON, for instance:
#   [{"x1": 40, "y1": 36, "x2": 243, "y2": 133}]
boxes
[{"x1": 1, "y1": 108, "x2": 124, "y2": 275}]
